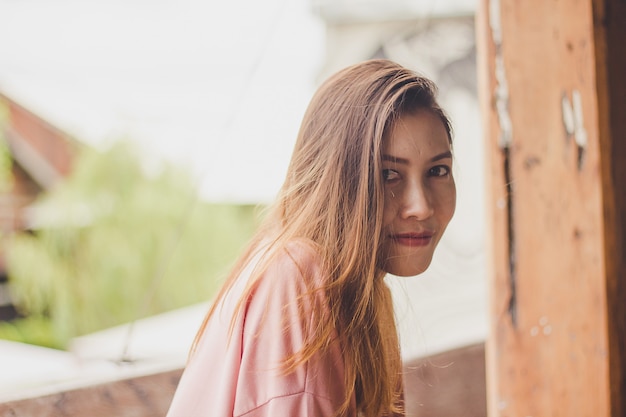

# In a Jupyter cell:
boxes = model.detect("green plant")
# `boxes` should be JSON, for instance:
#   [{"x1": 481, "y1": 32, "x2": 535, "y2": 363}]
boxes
[{"x1": 3, "y1": 142, "x2": 260, "y2": 348}]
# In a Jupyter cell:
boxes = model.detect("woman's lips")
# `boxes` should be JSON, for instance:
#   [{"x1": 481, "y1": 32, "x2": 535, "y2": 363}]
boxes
[{"x1": 391, "y1": 232, "x2": 434, "y2": 247}]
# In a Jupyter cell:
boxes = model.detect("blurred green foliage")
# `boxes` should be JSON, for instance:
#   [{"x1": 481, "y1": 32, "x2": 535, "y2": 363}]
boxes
[{"x1": 0, "y1": 142, "x2": 261, "y2": 349}]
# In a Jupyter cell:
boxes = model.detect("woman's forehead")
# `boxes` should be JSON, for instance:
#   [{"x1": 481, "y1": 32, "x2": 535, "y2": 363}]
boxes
[{"x1": 383, "y1": 110, "x2": 450, "y2": 154}]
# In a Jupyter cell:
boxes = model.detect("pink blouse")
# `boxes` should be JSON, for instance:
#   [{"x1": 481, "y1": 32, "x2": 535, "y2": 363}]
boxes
[{"x1": 166, "y1": 241, "x2": 356, "y2": 417}]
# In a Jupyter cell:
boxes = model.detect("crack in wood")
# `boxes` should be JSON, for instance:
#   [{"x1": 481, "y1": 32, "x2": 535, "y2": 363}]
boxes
[
  {"x1": 490, "y1": 0, "x2": 517, "y2": 327},
  {"x1": 503, "y1": 147, "x2": 517, "y2": 327}
]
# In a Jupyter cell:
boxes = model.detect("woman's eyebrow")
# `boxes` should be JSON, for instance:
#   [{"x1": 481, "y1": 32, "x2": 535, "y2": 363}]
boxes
[
  {"x1": 382, "y1": 154, "x2": 409, "y2": 164},
  {"x1": 430, "y1": 150, "x2": 453, "y2": 162},
  {"x1": 382, "y1": 150, "x2": 452, "y2": 164}
]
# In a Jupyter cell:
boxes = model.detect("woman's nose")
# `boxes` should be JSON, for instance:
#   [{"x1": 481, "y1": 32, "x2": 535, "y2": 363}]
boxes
[{"x1": 400, "y1": 183, "x2": 434, "y2": 220}]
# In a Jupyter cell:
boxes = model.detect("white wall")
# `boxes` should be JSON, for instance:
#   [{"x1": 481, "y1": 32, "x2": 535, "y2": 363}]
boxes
[
  {"x1": 0, "y1": 0, "x2": 325, "y2": 203},
  {"x1": 314, "y1": 7, "x2": 487, "y2": 359}
]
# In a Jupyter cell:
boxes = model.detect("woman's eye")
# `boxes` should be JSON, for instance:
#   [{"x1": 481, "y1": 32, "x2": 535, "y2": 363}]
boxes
[
  {"x1": 382, "y1": 169, "x2": 400, "y2": 182},
  {"x1": 428, "y1": 165, "x2": 450, "y2": 177}
]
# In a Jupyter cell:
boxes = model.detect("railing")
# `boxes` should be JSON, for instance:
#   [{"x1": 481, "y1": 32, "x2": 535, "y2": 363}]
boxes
[{"x1": 0, "y1": 343, "x2": 486, "y2": 417}]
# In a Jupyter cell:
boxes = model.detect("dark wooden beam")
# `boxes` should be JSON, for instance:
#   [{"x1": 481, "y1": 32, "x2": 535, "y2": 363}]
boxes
[{"x1": 594, "y1": 1, "x2": 626, "y2": 415}]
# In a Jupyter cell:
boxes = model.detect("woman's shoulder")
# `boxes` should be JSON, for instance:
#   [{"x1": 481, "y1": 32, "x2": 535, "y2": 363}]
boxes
[
  {"x1": 283, "y1": 238, "x2": 324, "y2": 272},
  {"x1": 253, "y1": 237, "x2": 327, "y2": 296}
]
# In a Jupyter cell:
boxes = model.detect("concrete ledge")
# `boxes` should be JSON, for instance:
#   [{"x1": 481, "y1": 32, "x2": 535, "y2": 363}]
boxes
[
  {"x1": 0, "y1": 342, "x2": 486, "y2": 417},
  {"x1": 0, "y1": 368, "x2": 182, "y2": 417},
  {"x1": 404, "y1": 342, "x2": 486, "y2": 417}
]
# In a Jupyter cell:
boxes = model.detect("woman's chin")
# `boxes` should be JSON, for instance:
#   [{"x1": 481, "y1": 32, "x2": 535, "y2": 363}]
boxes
[{"x1": 383, "y1": 258, "x2": 432, "y2": 277}]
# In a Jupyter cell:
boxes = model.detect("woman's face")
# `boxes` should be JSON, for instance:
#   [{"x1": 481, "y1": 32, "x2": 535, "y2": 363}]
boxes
[{"x1": 379, "y1": 109, "x2": 456, "y2": 277}]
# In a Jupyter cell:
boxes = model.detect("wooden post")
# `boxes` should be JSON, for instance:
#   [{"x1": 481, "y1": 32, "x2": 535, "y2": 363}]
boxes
[{"x1": 476, "y1": 0, "x2": 626, "y2": 416}]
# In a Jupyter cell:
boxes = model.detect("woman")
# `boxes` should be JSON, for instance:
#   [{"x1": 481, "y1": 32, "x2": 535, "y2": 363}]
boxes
[{"x1": 166, "y1": 59, "x2": 456, "y2": 417}]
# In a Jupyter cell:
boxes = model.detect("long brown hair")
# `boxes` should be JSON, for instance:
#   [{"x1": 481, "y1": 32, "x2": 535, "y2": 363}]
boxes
[{"x1": 193, "y1": 59, "x2": 452, "y2": 417}]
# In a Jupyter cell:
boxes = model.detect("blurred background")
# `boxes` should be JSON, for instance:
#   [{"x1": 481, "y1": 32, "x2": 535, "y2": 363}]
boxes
[{"x1": 0, "y1": 0, "x2": 486, "y2": 415}]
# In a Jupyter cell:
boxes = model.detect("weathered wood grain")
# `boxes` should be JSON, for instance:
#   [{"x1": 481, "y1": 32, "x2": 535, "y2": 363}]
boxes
[{"x1": 477, "y1": 0, "x2": 626, "y2": 415}]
